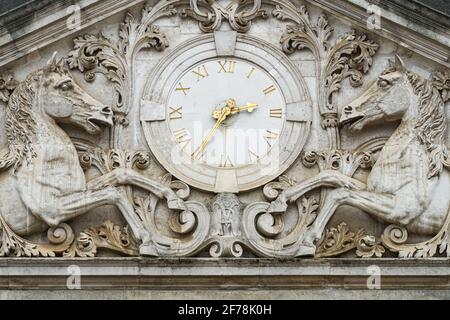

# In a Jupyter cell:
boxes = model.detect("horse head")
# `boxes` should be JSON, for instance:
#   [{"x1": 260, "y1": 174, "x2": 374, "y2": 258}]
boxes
[
  {"x1": 40, "y1": 53, "x2": 113, "y2": 134},
  {"x1": 340, "y1": 55, "x2": 413, "y2": 131}
]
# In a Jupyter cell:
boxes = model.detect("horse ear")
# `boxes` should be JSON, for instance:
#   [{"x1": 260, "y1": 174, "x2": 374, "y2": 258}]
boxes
[
  {"x1": 57, "y1": 57, "x2": 65, "y2": 69},
  {"x1": 394, "y1": 54, "x2": 406, "y2": 71},
  {"x1": 46, "y1": 52, "x2": 58, "y2": 67}
]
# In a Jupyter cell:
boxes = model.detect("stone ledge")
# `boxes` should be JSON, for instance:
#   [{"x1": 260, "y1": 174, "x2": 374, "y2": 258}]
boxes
[{"x1": 0, "y1": 258, "x2": 449, "y2": 290}]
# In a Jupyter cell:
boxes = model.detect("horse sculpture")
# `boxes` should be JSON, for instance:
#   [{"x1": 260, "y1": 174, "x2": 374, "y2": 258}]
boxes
[
  {"x1": 268, "y1": 55, "x2": 450, "y2": 256},
  {"x1": 0, "y1": 53, "x2": 187, "y2": 256}
]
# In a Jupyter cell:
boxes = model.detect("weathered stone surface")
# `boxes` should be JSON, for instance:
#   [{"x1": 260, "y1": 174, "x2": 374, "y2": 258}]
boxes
[{"x1": 0, "y1": 0, "x2": 449, "y2": 296}]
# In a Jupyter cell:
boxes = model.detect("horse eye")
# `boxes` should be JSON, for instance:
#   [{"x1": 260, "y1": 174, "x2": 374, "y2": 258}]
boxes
[
  {"x1": 378, "y1": 79, "x2": 390, "y2": 88},
  {"x1": 60, "y1": 82, "x2": 73, "y2": 91}
]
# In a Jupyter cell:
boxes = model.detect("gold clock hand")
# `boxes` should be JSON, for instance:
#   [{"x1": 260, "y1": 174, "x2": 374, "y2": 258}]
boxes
[
  {"x1": 192, "y1": 107, "x2": 229, "y2": 160},
  {"x1": 212, "y1": 102, "x2": 257, "y2": 119},
  {"x1": 230, "y1": 103, "x2": 258, "y2": 114}
]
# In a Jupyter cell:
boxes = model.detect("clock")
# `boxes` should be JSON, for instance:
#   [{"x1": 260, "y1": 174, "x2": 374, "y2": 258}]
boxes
[{"x1": 141, "y1": 33, "x2": 311, "y2": 192}]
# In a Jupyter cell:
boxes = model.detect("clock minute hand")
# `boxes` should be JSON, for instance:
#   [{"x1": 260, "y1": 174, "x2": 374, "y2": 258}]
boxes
[{"x1": 192, "y1": 108, "x2": 228, "y2": 160}]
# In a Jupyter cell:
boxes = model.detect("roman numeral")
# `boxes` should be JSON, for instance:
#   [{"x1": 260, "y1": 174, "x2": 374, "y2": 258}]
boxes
[
  {"x1": 192, "y1": 65, "x2": 209, "y2": 81},
  {"x1": 218, "y1": 60, "x2": 237, "y2": 74},
  {"x1": 176, "y1": 82, "x2": 191, "y2": 95},
  {"x1": 173, "y1": 128, "x2": 190, "y2": 143},
  {"x1": 264, "y1": 130, "x2": 279, "y2": 147},
  {"x1": 247, "y1": 67, "x2": 256, "y2": 79},
  {"x1": 248, "y1": 149, "x2": 260, "y2": 162},
  {"x1": 173, "y1": 128, "x2": 192, "y2": 151},
  {"x1": 270, "y1": 108, "x2": 283, "y2": 118},
  {"x1": 169, "y1": 106, "x2": 183, "y2": 120},
  {"x1": 263, "y1": 85, "x2": 276, "y2": 95},
  {"x1": 220, "y1": 155, "x2": 235, "y2": 168}
]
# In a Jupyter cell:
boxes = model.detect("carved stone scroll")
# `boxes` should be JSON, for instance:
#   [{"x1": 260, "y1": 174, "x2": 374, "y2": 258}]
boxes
[
  {"x1": 0, "y1": 215, "x2": 74, "y2": 257},
  {"x1": 181, "y1": 0, "x2": 267, "y2": 33}
]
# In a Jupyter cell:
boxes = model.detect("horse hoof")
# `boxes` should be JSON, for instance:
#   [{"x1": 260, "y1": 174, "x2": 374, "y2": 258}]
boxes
[
  {"x1": 139, "y1": 244, "x2": 158, "y2": 257},
  {"x1": 296, "y1": 244, "x2": 316, "y2": 257}
]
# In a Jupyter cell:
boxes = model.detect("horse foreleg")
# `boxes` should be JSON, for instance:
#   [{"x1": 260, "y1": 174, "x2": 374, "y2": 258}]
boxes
[
  {"x1": 268, "y1": 170, "x2": 366, "y2": 213},
  {"x1": 41, "y1": 187, "x2": 156, "y2": 255},
  {"x1": 302, "y1": 188, "x2": 407, "y2": 251},
  {"x1": 87, "y1": 169, "x2": 187, "y2": 211}
]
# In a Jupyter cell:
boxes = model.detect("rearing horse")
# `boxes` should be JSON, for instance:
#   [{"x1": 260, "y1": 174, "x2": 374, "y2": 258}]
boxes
[
  {"x1": 268, "y1": 55, "x2": 450, "y2": 256},
  {"x1": 0, "y1": 54, "x2": 187, "y2": 256}
]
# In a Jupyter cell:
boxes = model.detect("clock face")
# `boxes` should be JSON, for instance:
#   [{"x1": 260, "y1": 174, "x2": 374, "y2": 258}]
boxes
[
  {"x1": 166, "y1": 58, "x2": 286, "y2": 169},
  {"x1": 141, "y1": 34, "x2": 311, "y2": 192}
]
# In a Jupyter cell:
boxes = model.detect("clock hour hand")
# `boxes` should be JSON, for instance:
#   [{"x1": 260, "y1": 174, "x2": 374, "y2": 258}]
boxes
[
  {"x1": 230, "y1": 103, "x2": 258, "y2": 114},
  {"x1": 211, "y1": 101, "x2": 258, "y2": 119}
]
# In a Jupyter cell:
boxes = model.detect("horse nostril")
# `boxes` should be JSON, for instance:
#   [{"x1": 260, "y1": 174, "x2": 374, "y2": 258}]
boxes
[
  {"x1": 102, "y1": 106, "x2": 113, "y2": 115},
  {"x1": 343, "y1": 105, "x2": 354, "y2": 114}
]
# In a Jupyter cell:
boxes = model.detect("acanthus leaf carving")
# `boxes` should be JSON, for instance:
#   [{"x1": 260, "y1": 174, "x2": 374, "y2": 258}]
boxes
[
  {"x1": 275, "y1": 3, "x2": 378, "y2": 148},
  {"x1": 315, "y1": 222, "x2": 363, "y2": 258},
  {"x1": 67, "y1": 1, "x2": 174, "y2": 148},
  {"x1": 1, "y1": 0, "x2": 449, "y2": 261},
  {"x1": 0, "y1": 215, "x2": 74, "y2": 257},
  {"x1": 65, "y1": 220, "x2": 139, "y2": 257},
  {"x1": 381, "y1": 211, "x2": 450, "y2": 258}
]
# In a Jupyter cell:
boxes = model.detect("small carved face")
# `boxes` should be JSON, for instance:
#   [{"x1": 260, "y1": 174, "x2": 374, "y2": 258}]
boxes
[
  {"x1": 340, "y1": 56, "x2": 411, "y2": 131},
  {"x1": 41, "y1": 64, "x2": 113, "y2": 134}
]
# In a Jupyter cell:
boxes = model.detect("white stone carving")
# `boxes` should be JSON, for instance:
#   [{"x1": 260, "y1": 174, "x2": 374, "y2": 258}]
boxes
[
  {"x1": 181, "y1": 0, "x2": 267, "y2": 33},
  {"x1": 0, "y1": 54, "x2": 192, "y2": 257},
  {"x1": 0, "y1": 0, "x2": 448, "y2": 260},
  {"x1": 267, "y1": 55, "x2": 450, "y2": 256}
]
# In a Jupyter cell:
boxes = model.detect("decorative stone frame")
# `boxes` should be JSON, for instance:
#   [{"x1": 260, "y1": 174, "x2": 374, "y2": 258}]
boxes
[{"x1": 140, "y1": 33, "x2": 312, "y2": 192}]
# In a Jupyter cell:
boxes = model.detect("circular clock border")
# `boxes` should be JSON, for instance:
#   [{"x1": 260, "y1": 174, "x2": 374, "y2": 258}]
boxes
[{"x1": 140, "y1": 33, "x2": 312, "y2": 193}]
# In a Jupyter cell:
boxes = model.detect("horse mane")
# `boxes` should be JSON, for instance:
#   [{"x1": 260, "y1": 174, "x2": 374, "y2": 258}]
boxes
[
  {"x1": 0, "y1": 72, "x2": 39, "y2": 173},
  {"x1": 406, "y1": 71, "x2": 450, "y2": 178}
]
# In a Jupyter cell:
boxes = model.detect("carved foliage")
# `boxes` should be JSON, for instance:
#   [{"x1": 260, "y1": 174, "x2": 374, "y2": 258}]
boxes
[
  {"x1": 316, "y1": 222, "x2": 384, "y2": 258},
  {"x1": 67, "y1": 2, "x2": 174, "y2": 147},
  {"x1": 381, "y1": 213, "x2": 450, "y2": 258},
  {"x1": 65, "y1": 220, "x2": 139, "y2": 257},
  {"x1": 275, "y1": 4, "x2": 378, "y2": 131},
  {"x1": 302, "y1": 149, "x2": 374, "y2": 176},
  {"x1": 0, "y1": 215, "x2": 74, "y2": 257}
]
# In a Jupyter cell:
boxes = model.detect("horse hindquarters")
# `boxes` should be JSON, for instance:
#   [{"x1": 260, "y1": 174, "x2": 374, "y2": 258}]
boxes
[
  {"x1": 0, "y1": 175, "x2": 47, "y2": 236},
  {"x1": 407, "y1": 171, "x2": 450, "y2": 235}
]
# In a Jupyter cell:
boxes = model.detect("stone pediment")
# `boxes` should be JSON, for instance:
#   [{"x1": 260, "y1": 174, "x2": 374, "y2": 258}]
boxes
[
  {"x1": 0, "y1": 0, "x2": 449, "y2": 275},
  {"x1": 1, "y1": 0, "x2": 449, "y2": 68}
]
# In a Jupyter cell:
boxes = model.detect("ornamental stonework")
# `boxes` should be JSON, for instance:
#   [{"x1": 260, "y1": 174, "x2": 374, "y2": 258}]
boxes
[{"x1": 0, "y1": 0, "x2": 449, "y2": 263}]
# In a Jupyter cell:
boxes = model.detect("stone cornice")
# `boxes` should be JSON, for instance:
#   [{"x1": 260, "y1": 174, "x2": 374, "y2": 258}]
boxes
[
  {"x1": 0, "y1": 0, "x2": 145, "y2": 68},
  {"x1": 307, "y1": 0, "x2": 450, "y2": 67},
  {"x1": 0, "y1": 0, "x2": 448, "y2": 69},
  {"x1": 0, "y1": 258, "x2": 449, "y2": 290}
]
